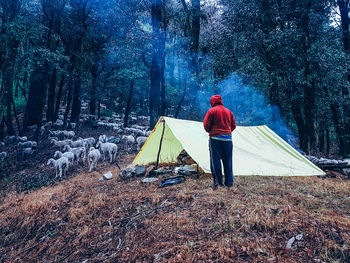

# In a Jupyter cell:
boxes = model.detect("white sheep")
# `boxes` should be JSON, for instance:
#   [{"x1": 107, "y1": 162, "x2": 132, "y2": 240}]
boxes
[
  {"x1": 54, "y1": 151, "x2": 75, "y2": 163},
  {"x1": 69, "y1": 122, "x2": 76, "y2": 129},
  {"x1": 54, "y1": 119, "x2": 64, "y2": 127},
  {"x1": 51, "y1": 139, "x2": 72, "y2": 149},
  {"x1": 64, "y1": 130, "x2": 75, "y2": 139},
  {"x1": 82, "y1": 137, "x2": 96, "y2": 148},
  {"x1": 136, "y1": 136, "x2": 148, "y2": 150},
  {"x1": 70, "y1": 139, "x2": 85, "y2": 148},
  {"x1": 63, "y1": 145, "x2": 86, "y2": 162},
  {"x1": 0, "y1": 141, "x2": 5, "y2": 147},
  {"x1": 121, "y1": 135, "x2": 135, "y2": 148},
  {"x1": 28, "y1": 125, "x2": 37, "y2": 131},
  {"x1": 0, "y1": 152, "x2": 7, "y2": 160},
  {"x1": 21, "y1": 148, "x2": 34, "y2": 159},
  {"x1": 96, "y1": 141, "x2": 118, "y2": 163},
  {"x1": 4, "y1": 136, "x2": 16, "y2": 144},
  {"x1": 18, "y1": 141, "x2": 37, "y2": 148},
  {"x1": 18, "y1": 136, "x2": 27, "y2": 142},
  {"x1": 47, "y1": 157, "x2": 70, "y2": 178},
  {"x1": 98, "y1": 134, "x2": 107, "y2": 143},
  {"x1": 88, "y1": 147, "x2": 101, "y2": 172}
]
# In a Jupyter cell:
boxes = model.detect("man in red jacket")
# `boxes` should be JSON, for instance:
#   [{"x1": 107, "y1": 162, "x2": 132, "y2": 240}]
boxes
[{"x1": 203, "y1": 95, "x2": 236, "y2": 188}]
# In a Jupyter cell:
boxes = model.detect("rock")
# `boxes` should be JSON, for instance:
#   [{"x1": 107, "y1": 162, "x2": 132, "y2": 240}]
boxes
[
  {"x1": 135, "y1": 166, "x2": 146, "y2": 177},
  {"x1": 119, "y1": 165, "x2": 136, "y2": 180},
  {"x1": 103, "y1": 171, "x2": 113, "y2": 180},
  {"x1": 153, "y1": 253, "x2": 161, "y2": 262},
  {"x1": 296, "y1": 233, "x2": 303, "y2": 240},
  {"x1": 174, "y1": 164, "x2": 197, "y2": 175},
  {"x1": 142, "y1": 177, "x2": 158, "y2": 183},
  {"x1": 286, "y1": 237, "x2": 295, "y2": 249}
]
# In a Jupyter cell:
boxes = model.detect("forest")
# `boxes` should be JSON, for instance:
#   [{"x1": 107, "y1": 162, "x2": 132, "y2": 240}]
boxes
[
  {"x1": 0, "y1": 0, "x2": 349, "y2": 157},
  {"x1": 1, "y1": 1, "x2": 350, "y2": 262}
]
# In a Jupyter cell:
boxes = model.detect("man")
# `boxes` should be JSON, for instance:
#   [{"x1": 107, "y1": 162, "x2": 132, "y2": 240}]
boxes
[{"x1": 203, "y1": 95, "x2": 236, "y2": 188}]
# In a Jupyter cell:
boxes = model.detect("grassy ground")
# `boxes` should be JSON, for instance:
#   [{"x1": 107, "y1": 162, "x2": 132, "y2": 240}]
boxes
[{"x1": 0, "y1": 156, "x2": 349, "y2": 262}]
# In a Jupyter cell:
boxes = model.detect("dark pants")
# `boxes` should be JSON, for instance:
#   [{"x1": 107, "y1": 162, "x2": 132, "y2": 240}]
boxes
[{"x1": 209, "y1": 138, "x2": 233, "y2": 186}]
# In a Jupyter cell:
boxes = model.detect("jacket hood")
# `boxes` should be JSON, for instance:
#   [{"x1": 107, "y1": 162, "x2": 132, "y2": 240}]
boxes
[{"x1": 210, "y1": 95, "x2": 224, "y2": 107}]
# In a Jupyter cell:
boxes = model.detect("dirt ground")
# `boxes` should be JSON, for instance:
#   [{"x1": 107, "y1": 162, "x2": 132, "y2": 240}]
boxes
[{"x1": 1, "y1": 152, "x2": 349, "y2": 262}]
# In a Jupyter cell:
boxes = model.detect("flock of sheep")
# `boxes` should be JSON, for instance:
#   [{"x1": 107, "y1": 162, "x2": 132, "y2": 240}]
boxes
[{"x1": 0, "y1": 112, "x2": 152, "y2": 179}]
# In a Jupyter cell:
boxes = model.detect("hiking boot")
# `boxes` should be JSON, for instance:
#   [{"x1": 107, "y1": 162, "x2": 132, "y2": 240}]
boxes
[{"x1": 209, "y1": 184, "x2": 219, "y2": 190}]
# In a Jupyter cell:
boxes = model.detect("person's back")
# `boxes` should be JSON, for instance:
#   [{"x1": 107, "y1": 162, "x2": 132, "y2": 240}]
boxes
[{"x1": 203, "y1": 95, "x2": 236, "y2": 188}]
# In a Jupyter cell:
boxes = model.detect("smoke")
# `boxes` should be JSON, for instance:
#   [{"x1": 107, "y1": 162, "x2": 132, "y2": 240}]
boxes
[{"x1": 195, "y1": 73, "x2": 298, "y2": 148}]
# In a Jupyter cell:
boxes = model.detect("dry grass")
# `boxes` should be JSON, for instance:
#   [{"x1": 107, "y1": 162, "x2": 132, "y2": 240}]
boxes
[{"x1": 1, "y1": 157, "x2": 349, "y2": 262}]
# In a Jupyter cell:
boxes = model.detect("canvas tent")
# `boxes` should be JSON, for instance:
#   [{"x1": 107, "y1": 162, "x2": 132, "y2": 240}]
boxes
[{"x1": 133, "y1": 117, "x2": 325, "y2": 176}]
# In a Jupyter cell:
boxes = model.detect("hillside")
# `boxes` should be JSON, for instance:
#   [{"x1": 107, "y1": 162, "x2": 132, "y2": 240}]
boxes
[{"x1": 1, "y1": 158, "x2": 349, "y2": 262}]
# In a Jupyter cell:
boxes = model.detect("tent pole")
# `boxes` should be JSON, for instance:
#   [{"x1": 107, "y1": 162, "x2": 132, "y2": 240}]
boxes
[
  {"x1": 155, "y1": 117, "x2": 165, "y2": 169},
  {"x1": 196, "y1": 163, "x2": 200, "y2": 179}
]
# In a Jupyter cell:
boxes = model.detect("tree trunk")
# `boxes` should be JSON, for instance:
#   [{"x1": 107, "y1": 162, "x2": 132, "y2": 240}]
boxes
[
  {"x1": 4, "y1": 70, "x2": 15, "y2": 136},
  {"x1": 124, "y1": 81, "x2": 134, "y2": 128},
  {"x1": 11, "y1": 95, "x2": 22, "y2": 136},
  {"x1": 70, "y1": 75, "x2": 81, "y2": 123},
  {"x1": 46, "y1": 68, "x2": 57, "y2": 121},
  {"x1": 187, "y1": 0, "x2": 201, "y2": 118},
  {"x1": 23, "y1": 65, "x2": 47, "y2": 135},
  {"x1": 98, "y1": 100, "x2": 101, "y2": 119},
  {"x1": 190, "y1": 0, "x2": 200, "y2": 76},
  {"x1": 338, "y1": 0, "x2": 350, "y2": 155},
  {"x1": 301, "y1": 0, "x2": 317, "y2": 155},
  {"x1": 291, "y1": 100, "x2": 308, "y2": 152},
  {"x1": 175, "y1": 79, "x2": 187, "y2": 119},
  {"x1": 0, "y1": 117, "x2": 5, "y2": 141},
  {"x1": 53, "y1": 74, "x2": 65, "y2": 122},
  {"x1": 63, "y1": 77, "x2": 73, "y2": 126},
  {"x1": 89, "y1": 64, "x2": 98, "y2": 115},
  {"x1": 149, "y1": 0, "x2": 164, "y2": 128}
]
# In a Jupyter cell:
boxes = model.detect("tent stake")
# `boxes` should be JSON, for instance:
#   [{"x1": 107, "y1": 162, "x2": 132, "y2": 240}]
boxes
[{"x1": 155, "y1": 117, "x2": 165, "y2": 169}]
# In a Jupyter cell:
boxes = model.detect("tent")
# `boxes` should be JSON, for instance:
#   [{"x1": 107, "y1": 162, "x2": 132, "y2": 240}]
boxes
[{"x1": 133, "y1": 117, "x2": 325, "y2": 176}]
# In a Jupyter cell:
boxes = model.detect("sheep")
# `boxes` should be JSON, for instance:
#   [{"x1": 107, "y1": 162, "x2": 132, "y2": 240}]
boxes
[
  {"x1": 136, "y1": 136, "x2": 148, "y2": 150},
  {"x1": 88, "y1": 147, "x2": 101, "y2": 172},
  {"x1": 131, "y1": 125, "x2": 148, "y2": 131},
  {"x1": 51, "y1": 139, "x2": 73, "y2": 149},
  {"x1": 47, "y1": 157, "x2": 70, "y2": 178},
  {"x1": 70, "y1": 139, "x2": 85, "y2": 148},
  {"x1": 49, "y1": 130, "x2": 75, "y2": 139},
  {"x1": 28, "y1": 125, "x2": 37, "y2": 132},
  {"x1": 98, "y1": 134, "x2": 107, "y2": 143},
  {"x1": 54, "y1": 151, "x2": 75, "y2": 163},
  {"x1": 121, "y1": 135, "x2": 135, "y2": 148},
  {"x1": 145, "y1": 130, "x2": 152, "y2": 136},
  {"x1": 96, "y1": 141, "x2": 118, "y2": 163},
  {"x1": 4, "y1": 136, "x2": 17, "y2": 144},
  {"x1": 18, "y1": 141, "x2": 37, "y2": 148},
  {"x1": 40, "y1": 126, "x2": 46, "y2": 135},
  {"x1": 64, "y1": 130, "x2": 75, "y2": 139},
  {"x1": 54, "y1": 119, "x2": 64, "y2": 127},
  {"x1": 63, "y1": 145, "x2": 86, "y2": 162},
  {"x1": 48, "y1": 136, "x2": 58, "y2": 143},
  {"x1": 18, "y1": 136, "x2": 27, "y2": 142},
  {"x1": 21, "y1": 148, "x2": 34, "y2": 159},
  {"x1": 0, "y1": 152, "x2": 7, "y2": 160},
  {"x1": 69, "y1": 122, "x2": 76, "y2": 129},
  {"x1": 82, "y1": 137, "x2": 96, "y2": 148},
  {"x1": 0, "y1": 141, "x2": 5, "y2": 147}
]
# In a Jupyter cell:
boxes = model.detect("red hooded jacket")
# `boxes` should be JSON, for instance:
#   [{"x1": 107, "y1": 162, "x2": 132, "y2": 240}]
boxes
[{"x1": 203, "y1": 95, "x2": 236, "y2": 137}]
